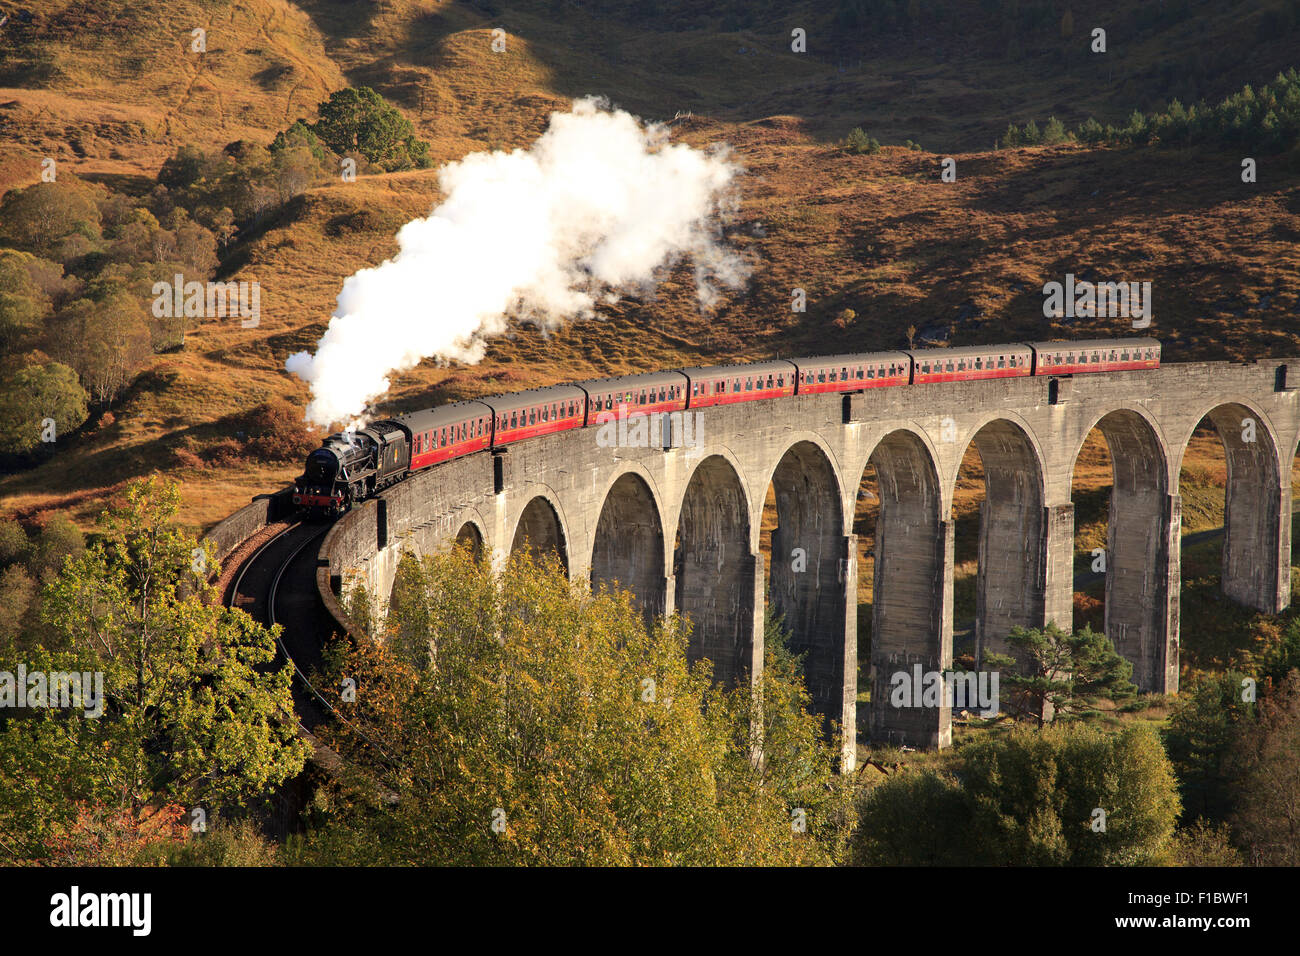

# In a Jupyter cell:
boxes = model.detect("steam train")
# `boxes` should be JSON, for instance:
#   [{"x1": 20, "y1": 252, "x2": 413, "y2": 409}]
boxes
[{"x1": 293, "y1": 337, "x2": 1160, "y2": 514}]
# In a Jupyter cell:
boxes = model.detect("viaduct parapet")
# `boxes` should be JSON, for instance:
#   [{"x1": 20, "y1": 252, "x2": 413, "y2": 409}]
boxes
[{"x1": 318, "y1": 359, "x2": 1300, "y2": 769}]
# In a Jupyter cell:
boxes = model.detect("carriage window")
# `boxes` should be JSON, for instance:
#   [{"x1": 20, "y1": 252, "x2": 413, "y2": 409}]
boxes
[
  {"x1": 974, "y1": 358, "x2": 983, "y2": 369},
  {"x1": 528, "y1": 409, "x2": 535, "y2": 425},
  {"x1": 958, "y1": 360, "x2": 967, "y2": 371},
  {"x1": 997, "y1": 356, "x2": 1005, "y2": 369},
  {"x1": 1121, "y1": 351, "x2": 1130, "y2": 361},
  {"x1": 867, "y1": 366, "x2": 875, "y2": 379},
  {"x1": 767, "y1": 374, "x2": 774, "y2": 388},
  {"x1": 1066, "y1": 354, "x2": 1075, "y2": 364},
  {"x1": 777, "y1": 374, "x2": 784, "y2": 387},
  {"x1": 817, "y1": 370, "x2": 826, "y2": 383},
  {"x1": 745, "y1": 378, "x2": 753, "y2": 391}
]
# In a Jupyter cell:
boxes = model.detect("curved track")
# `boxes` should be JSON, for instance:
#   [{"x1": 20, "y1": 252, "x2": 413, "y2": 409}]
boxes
[{"x1": 227, "y1": 521, "x2": 336, "y2": 730}]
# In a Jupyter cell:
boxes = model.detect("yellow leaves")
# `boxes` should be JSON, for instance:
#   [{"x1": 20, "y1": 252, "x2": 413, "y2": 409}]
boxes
[{"x1": 300, "y1": 546, "x2": 851, "y2": 865}]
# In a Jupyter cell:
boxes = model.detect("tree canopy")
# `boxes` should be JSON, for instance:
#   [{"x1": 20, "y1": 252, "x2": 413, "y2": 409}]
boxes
[
  {"x1": 307, "y1": 87, "x2": 432, "y2": 172},
  {"x1": 0, "y1": 476, "x2": 310, "y2": 861},
  {"x1": 294, "y1": 548, "x2": 854, "y2": 865}
]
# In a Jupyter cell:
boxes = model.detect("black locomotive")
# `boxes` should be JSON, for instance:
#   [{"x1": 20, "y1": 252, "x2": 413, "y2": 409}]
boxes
[{"x1": 291, "y1": 422, "x2": 409, "y2": 515}]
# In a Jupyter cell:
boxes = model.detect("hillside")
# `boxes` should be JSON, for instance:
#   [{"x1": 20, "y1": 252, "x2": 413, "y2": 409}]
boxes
[{"x1": 1, "y1": 0, "x2": 1300, "y2": 530}]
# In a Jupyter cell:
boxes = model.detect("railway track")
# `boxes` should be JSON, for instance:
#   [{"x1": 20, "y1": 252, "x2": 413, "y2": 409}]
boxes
[
  {"x1": 225, "y1": 520, "x2": 398, "y2": 781},
  {"x1": 226, "y1": 520, "x2": 335, "y2": 730}
]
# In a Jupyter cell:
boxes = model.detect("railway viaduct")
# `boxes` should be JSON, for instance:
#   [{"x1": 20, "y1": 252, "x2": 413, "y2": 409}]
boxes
[{"x1": 309, "y1": 358, "x2": 1300, "y2": 770}]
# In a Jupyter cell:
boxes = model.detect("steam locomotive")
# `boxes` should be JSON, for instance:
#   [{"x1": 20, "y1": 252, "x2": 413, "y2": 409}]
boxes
[{"x1": 293, "y1": 337, "x2": 1160, "y2": 515}]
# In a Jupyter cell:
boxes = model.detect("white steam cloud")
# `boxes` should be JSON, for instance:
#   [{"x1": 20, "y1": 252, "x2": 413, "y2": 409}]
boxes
[{"x1": 286, "y1": 97, "x2": 748, "y2": 428}]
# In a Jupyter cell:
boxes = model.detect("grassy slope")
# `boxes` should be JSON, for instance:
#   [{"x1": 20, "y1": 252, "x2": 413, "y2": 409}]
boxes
[{"x1": 0, "y1": 0, "x2": 1298, "y2": 537}]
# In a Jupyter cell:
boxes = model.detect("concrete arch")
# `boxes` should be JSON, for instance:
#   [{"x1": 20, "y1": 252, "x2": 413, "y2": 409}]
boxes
[
  {"x1": 1070, "y1": 407, "x2": 1175, "y2": 693},
  {"x1": 860, "y1": 428, "x2": 949, "y2": 748},
  {"x1": 453, "y1": 517, "x2": 486, "y2": 561},
  {"x1": 591, "y1": 472, "x2": 667, "y2": 616},
  {"x1": 1171, "y1": 397, "x2": 1283, "y2": 477},
  {"x1": 671, "y1": 443, "x2": 754, "y2": 541},
  {"x1": 954, "y1": 418, "x2": 1048, "y2": 664},
  {"x1": 1068, "y1": 404, "x2": 1172, "y2": 496},
  {"x1": 673, "y1": 454, "x2": 758, "y2": 687},
  {"x1": 754, "y1": 430, "x2": 849, "y2": 536},
  {"x1": 511, "y1": 494, "x2": 570, "y2": 574},
  {"x1": 1177, "y1": 399, "x2": 1288, "y2": 614},
  {"x1": 948, "y1": 410, "x2": 1048, "y2": 495},
  {"x1": 764, "y1": 439, "x2": 850, "y2": 732}
]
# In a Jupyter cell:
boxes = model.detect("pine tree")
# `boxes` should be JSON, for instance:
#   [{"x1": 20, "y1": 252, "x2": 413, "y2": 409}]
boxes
[{"x1": 991, "y1": 622, "x2": 1136, "y2": 726}]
